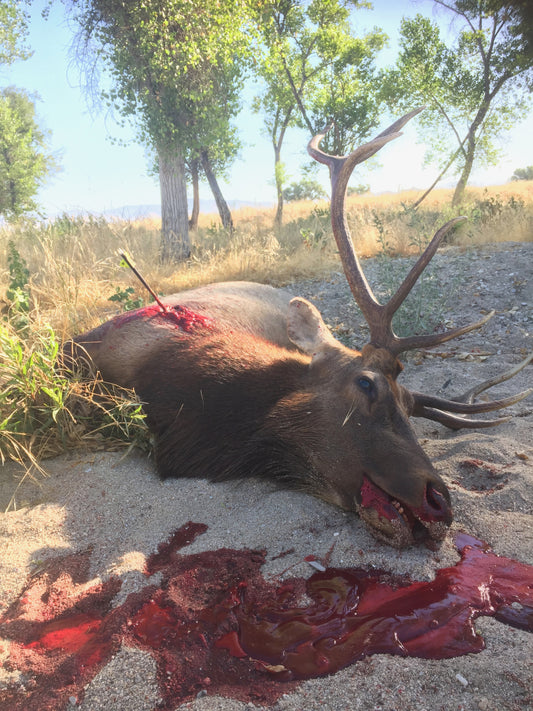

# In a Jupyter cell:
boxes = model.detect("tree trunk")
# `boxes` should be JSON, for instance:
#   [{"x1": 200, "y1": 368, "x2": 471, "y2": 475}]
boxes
[
  {"x1": 274, "y1": 144, "x2": 284, "y2": 229},
  {"x1": 273, "y1": 112, "x2": 292, "y2": 229},
  {"x1": 414, "y1": 143, "x2": 465, "y2": 209},
  {"x1": 189, "y1": 158, "x2": 200, "y2": 231},
  {"x1": 451, "y1": 101, "x2": 490, "y2": 207},
  {"x1": 200, "y1": 149, "x2": 234, "y2": 233},
  {"x1": 452, "y1": 136, "x2": 476, "y2": 207},
  {"x1": 158, "y1": 146, "x2": 191, "y2": 262}
]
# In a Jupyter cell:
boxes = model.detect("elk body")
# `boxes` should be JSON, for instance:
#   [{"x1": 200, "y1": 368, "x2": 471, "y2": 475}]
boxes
[{"x1": 65, "y1": 110, "x2": 531, "y2": 548}]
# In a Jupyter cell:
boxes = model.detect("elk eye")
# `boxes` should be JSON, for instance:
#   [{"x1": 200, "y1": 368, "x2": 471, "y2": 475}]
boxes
[{"x1": 357, "y1": 376, "x2": 374, "y2": 394}]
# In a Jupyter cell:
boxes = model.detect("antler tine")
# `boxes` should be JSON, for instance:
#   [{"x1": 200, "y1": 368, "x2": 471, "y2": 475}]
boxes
[
  {"x1": 309, "y1": 108, "x2": 505, "y2": 356},
  {"x1": 308, "y1": 108, "x2": 425, "y2": 345},
  {"x1": 388, "y1": 310, "x2": 496, "y2": 354},
  {"x1": 414, "y1": 408, "x2": 511, "y2": 429},
  {"x1": 411, "y1": 352, "x2": 532, "y2": 429},
  {"x1": 453, "y1": 351, "x2": 533, "y2": 403},
  {"x1": 412, "y1": 389, "x2": 532, "y2": 416}
]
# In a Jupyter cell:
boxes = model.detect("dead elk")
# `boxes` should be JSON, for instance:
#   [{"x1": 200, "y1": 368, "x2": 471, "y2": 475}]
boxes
[{"x1": 64, "y1": 110, "x2": 532, "y2": 548}]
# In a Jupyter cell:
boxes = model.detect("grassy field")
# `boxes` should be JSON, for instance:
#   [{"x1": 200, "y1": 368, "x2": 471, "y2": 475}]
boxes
[
  {"x1": 2, "y1": 181, "x2": 532, "y2": 337},
  {"x1": 0, "y1": 181, "x2": 532, "y2": 499}
]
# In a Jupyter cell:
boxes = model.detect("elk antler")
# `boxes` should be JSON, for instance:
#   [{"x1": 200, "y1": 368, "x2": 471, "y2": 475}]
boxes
[
  {"x1": 411, "y1": 352, "x2": 533, "y2": 429},
  {"x1": 308, "y1": 108, "x2": 493, "y2": 355}
]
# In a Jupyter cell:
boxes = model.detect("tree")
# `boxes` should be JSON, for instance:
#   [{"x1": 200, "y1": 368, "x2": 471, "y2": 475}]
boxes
[
  {"x1": 0, "y1": 88, "x2": 55, "y2": 219},
  {"x1": 254, "y1": 0, "x2": 385, "y2": 226},
  {"x1": 0, "y1": 0, "x2": 31, "y2": 65},
  {"x1": 282, "y1": 177, "x2": 326, "y2": 202},
  {"x1": 253, "y1": 1, "x2": 312, "y2": 227},
  {"x1": 69, "y1": 0, "x2": 252, "y2": 261},
  {"x1": 388, "y1": 2, "x2": 533, "y2": 206},
  {"x1": 487, "y1": 0, "x2": 533, "y2": 58},
  {"x1": 511, "y1": 165, "x2": 533, "y2": 180}
]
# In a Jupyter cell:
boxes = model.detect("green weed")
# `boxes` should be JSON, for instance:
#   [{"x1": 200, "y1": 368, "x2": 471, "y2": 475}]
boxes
[
  {"x1": 5, "y1": 241, "x2": 31, "y2": 333},
  {"x1": 0, "y1": 321, "x2": 149, "y2": 508},
  {"x1": 108, "y1": 286, "x2": 144, "y2": 311}
]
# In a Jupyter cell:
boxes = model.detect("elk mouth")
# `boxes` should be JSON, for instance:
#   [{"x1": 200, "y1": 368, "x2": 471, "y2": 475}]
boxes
[{"x1": 355, "y1": 475, "x2": 452, "y2": 548}]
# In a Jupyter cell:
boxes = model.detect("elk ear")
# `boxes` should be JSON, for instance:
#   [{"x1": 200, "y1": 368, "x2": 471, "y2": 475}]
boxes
[{"x1": 287, "y1": 297, "x2": 338, "y2": 355}]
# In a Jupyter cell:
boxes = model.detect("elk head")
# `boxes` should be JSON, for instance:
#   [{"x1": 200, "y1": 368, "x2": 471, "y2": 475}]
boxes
[{"x1": 305, "y1": 107, "x2": 531, "y2": 546}]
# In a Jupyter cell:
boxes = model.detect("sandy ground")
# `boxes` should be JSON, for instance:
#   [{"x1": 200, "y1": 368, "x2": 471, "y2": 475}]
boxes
[{"x1": 0, "y1": 241, "x2": 532, "y2": 711}]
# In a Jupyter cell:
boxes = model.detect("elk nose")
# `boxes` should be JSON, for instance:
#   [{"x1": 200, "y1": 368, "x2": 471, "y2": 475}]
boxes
[{"x1": 419, "y1": 483, "x2": 453, "y2": 524}]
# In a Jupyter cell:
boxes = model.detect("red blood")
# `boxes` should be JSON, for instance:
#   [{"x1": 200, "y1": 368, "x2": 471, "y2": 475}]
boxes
[
  {"x1": 145, "y1": 521, "x2": 207, "y2": 574},
  {"x1": 359, "y1": 475, "x2": 397, "y2": 520},
  {"x1": 1, "y1": 525, "x2": 531, "y2": 711},
  {"x1": 113, "y1": 303, "x2": 213, "y2": 332},
  {"x1": 227, "y1": 531, "x2": 533, "y2": 680},
  {"x1": 129, "y1": 600, "x2": 177, "y2": 648}
]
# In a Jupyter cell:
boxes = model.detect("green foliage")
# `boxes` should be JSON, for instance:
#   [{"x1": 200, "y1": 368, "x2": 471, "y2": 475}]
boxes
[
  {"x1": 511, "y1": 166, "x2": 533, "y2": 181},
  {"x1": 465, "y1": 191, "x2": 526, "y2": 227},
  {"x1": 0, "y1": 88, "x2": 55, "y2": 220},
  {"x1": 5, "y1": 240, "x2": 31, "y2": 333},
  {"x1": 108, "y1": 286, "x2": 144, "y2": 311},
  {"x1": 347, "y1": 184, "x2": 370, "y2": 195},
  {"x1": 71, "y1": 0, "x2": 252, "y2": 163},
  {"x1": 0, "y1": 0, "x2": 31, "y2": 65},
  {"x1": 296, "y1": 205, "x2": 331, "y2": 250},
  {"x1": 387, "y1": 2, "x2": 533, "y2": 205},
  {"x1": 283, "y1": 178, "x2": 326, "y2": 202},
  {"x1": 0, "y1": 321, "x2": 149, "y2": 488},
  {"x1": 253, "y1": 0, "x2": 386, "y2": 222},
  {"x1": 1, "y1": 91, "x2": 51, "y2": 203}
]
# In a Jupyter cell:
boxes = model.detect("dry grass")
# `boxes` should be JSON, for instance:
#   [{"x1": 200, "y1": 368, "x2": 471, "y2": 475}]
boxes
[
  {"x1": 0, "y1": 180, "x2": 531, "y2": 486},
  {"x1": 0, "y1": 182, "x2": 531, "y2": 339}
]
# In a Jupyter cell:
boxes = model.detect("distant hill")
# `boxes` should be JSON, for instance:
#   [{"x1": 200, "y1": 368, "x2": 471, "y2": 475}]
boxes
[{"x1": 103, "y1": 199, "x2": 273, "y2": 220}]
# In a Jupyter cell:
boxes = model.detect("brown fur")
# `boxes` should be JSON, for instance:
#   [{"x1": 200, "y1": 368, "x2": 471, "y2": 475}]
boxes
[{"x1": 65, "y1": 282, "x2": 453, "y2": 547}]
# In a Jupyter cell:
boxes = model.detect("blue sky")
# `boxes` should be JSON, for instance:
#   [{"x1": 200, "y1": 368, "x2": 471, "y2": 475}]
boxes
[{"x1": 2, "y1": 0, "x2": 532, "y2": 217}]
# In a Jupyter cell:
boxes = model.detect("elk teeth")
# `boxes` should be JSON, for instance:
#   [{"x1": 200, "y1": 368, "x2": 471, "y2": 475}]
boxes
[{"x1": 392, "y1": 499, "x2": 409, "y2": 524}]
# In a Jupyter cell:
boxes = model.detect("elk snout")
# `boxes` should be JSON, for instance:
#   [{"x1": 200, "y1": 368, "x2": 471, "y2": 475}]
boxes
[
  {"x1": 355, "y1": 470, "x2": 453, "y2": 549},
  {"x1": 412, "y1": 483, "x2": 453, "y2": 525}
]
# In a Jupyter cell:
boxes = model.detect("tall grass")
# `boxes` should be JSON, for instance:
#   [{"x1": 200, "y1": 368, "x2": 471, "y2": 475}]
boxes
[
  {"x1": 2, "y1": 182, "x2": 531, "y2": 337},
  {"x1": 0, "y1": 181, "x2": 531, "y2": 500}
]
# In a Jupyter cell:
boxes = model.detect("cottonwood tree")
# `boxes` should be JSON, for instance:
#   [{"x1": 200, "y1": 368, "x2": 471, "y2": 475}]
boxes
[
  {"x1": 0, "y1": 6, "x2": 54, "y2": 220},
  {"x1": 254, "y1": 0, "x2": 385, "y2": 226},
  {"x1": 69, "y1": 0, "x2": 251, "y2": 261},
  {"x1": 388, "y1": 1, "x2": 533, "y2": 206},
  {"x1": 0, "y1": 88, "x2": 54, "y2": 219}
]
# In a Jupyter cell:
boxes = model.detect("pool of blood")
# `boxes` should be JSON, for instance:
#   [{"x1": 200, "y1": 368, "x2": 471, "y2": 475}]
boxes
[
  {"x1": 219, "y1": 532, "x2": 533, "y2": 680},
  {"x1": 0, "y1": 527, "x2": 531, "y2": 711}
]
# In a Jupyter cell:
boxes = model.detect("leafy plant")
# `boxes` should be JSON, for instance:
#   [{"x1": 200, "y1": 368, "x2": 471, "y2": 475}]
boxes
[
  {"x1": 299, "y1": 206, "x2": 331, "y2": 250},
  {"x1": 5, "y1": 240, "x2": 31, "y2": 333},
  {"x1": 0, "y1": 321, "x2": 149, "y2": 508},
  {"x1": 372, "y1": 210, "x2": 394, "y2": 257},
  {"x1": 108, "y1": 286, "x2": 144, "y2": 311}
]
